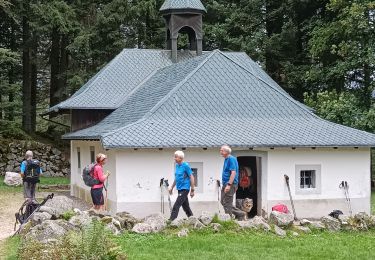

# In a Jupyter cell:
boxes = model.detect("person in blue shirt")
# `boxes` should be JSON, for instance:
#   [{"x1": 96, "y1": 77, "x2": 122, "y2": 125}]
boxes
[
  {"x1": 20, "y1": 150, "x2": 42, "y2": 201},
  {"x1": 220, "y1": 145, "x2": 239, "y2": 216},
  {"x1": 168, "y1": 150, "x2": 195, "y2": 221}
]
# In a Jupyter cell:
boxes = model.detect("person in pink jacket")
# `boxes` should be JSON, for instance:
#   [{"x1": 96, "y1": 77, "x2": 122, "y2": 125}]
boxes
[{"x1": 91, "y1": 153, "x2": 110, "y2": 211}]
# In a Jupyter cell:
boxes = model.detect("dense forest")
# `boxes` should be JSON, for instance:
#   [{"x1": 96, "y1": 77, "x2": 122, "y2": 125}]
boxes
[{"x1": 0, "y1": 0, "x2": 374, "y2": 144}]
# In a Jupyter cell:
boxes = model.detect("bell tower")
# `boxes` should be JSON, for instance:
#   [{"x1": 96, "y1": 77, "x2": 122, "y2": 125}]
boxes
[{"x1": 160, "y1": 0, "x2": 206, "y2": 62}]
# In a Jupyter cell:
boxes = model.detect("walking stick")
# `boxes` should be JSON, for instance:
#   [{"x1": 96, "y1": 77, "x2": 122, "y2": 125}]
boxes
[
  {"x1": 164, "y1": 179, "x2": 172, "y2": 211},
  {"x1": 284, "y1": 174, "x2": 297, "y2": 221},
  {"x1": 104, "y1": 172, "x2": 110, "y2": 211},
  {"x1": 160, "y1": 178, "x2": 165, "y2": 214},
  {"x1": 339, "y1": 181, "x2": 352, "y2": 216},
  {"x1": 216, "y1": 180, "x2": 221, "y2": 213}
]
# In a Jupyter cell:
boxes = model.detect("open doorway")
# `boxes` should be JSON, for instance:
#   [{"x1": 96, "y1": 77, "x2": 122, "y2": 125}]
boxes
[{"x1": 236, "y1": 156, "x2": 258, "y2": 218}]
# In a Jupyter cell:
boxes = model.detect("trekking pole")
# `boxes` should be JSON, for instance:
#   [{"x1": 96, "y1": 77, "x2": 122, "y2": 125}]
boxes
[
  {"x1": 13, "y1": 193, "x2": 54, "y2": 236},
  {"x1": 284, "y1": 175, "x2": 297, "y2": 221},
  {"x1": 164, "y1": 179, "x2": 172, "y2": 211},
  {"x1": 216, "y1": 180, "x2": 221, "y2": 213},
  {"x1": 339, "y1": 181, "x2": 352, "y2": 216},
  {"x1": 344, "y1": 181, "x2": 352, "y2": 216},
  {"x1": 160, "y1": 178, "x2": 164, "y2": 214},
  {"x1": 104, "y1": 172, "x2": 110, "y2": 211}
]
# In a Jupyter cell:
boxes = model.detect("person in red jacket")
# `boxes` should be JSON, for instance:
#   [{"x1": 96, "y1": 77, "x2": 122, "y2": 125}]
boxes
[{"x1": 91, "y1": 153, "x2": 110, "y2": 211}]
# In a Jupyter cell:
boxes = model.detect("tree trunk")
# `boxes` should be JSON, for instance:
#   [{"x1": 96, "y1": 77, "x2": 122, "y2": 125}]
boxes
[
  {"x1": 58, "y1": 34, "x2": 68, "y2": 102},
  {"x1": 50, "y1": 27, "x2": 60, "y2": 108},
  {"x1": 7, "y1": 20, "x2": 17, "y2": 121},
  {"x1": 22, "y1": 14, "x2": 32, "y2": 133},
  {"x1": 265, "y1": 0, "x2": 284, "y2": 83},
  {"x1": 30, "y1": 36, "x2": 38, "y2": 131},
  {"x1": 363, "y1": 63, "x2": 371, "y2": 109}
]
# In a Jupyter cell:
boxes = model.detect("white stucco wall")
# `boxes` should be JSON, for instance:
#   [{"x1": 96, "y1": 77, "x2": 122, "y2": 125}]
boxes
[
  {"x1": 69, "y1": 143, "x2": 371, "y2": 219},
  {"x1": 70, "y1": 141, "x2": 117, "y2": 210},
  {"x1": 114, "y1": 148, "x2": 226, "y2": 218},
  {"x1": 266, "y1": 148, "x2": 371, "y2": 218}
]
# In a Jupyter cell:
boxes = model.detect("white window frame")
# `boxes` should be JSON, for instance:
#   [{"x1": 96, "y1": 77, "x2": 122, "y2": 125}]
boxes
[
  {"x1": 188, "y1": 162, "x2": 203, "y2": 193},
  {"x1": 90, "y1": 146, "x2": 95, "y2": 163},
  {"x1": 295, "y1": 164, "x2": 321, "y2": 195}
]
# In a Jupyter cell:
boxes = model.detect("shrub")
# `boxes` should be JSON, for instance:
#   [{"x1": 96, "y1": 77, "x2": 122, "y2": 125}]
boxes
[
  {"x1": 18, "y1": 220, "x2": 126, "y2": 259},
  {"x1": 61, "y1": 210, "x2": 75, "y2": 221}
]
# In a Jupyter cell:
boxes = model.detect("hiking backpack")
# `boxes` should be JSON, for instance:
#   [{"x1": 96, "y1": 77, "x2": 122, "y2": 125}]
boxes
[
  {"x1": 24, "y1": 159, "x2": 41, "y2": 183},
  {"x1": 82, "y1": 163, "x2": 100, "y2": 187},
  {"x1": 272, "y1": 204, "x2": 289, "y2": 214},
  {"x1": 15, "y1": 200, "x2": 39, "y2": 225},
  {"x1": 239, "y1": 173, "x2": 251, "y2": 189}
]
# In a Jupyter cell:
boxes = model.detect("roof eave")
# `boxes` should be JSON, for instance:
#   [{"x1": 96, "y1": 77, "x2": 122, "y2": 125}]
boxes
[
  {"x1": 102, "y1": 144, "x2": 375, "y2": 150},
  {"x1": 160, "y1": 8, "x2": 206, "y2": 15}
]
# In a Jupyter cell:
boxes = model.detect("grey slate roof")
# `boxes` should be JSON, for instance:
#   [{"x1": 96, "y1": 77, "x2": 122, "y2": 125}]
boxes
[
  {"x1": 160, "y1": 0, "x2": 206, "y2": 12},
  {"x1": 62, "y1": 49, "x2": 375, "y2": 148},
  {"x1": 48, "y1": 49, "x2": 196, "y2": 112}
]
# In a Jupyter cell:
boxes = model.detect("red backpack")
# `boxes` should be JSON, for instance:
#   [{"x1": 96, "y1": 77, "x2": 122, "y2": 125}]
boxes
[
  {"x1": 272, "y1": 204, "x2": 289, "y2": 214},
  {"x1": 239, "y1": 173, "x2": 251, "y2": 189}
]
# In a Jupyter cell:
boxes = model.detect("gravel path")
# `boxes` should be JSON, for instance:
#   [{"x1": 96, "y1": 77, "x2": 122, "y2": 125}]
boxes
[{"x1": 0, "y1": 190, "x2": 23, "y2": 241}]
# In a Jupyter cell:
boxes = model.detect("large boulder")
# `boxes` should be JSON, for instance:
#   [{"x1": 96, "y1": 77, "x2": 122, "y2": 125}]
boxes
[
  {"x1": 210, "y1": 223, "x2": 222, "y2": 232},
  {"x1": 249, "y1": 216, "x2": 271, "y2": 231},
  {"x1": 309, "y1": 221, "x2": 325, "y2": 230},
  {"x1": 273, "y1": 225, "x2": 286, "y2": 237},
  {"x1": 170, "y1": 218, "x2": 188, "y2": 228},
  {"x1": 269, "y1": 211, "x2": 294, "y2": 227},
  {"x1": 142, "y1": 213, "x2": 167, "y2": 233},
  {"x1": 349, "y1": 212, "x2": 372, "y2": 231},
  {"x1": 186, "y1": 216, "x2": 205, "y2": 229},
  {"x1": 300, "y1": 219, "x2": 312, "y2": 226},
  {"x1": 4, "y1": 172, "x2": 22, "y2": 186},
  {"x1": 199, "y1": 212, "x2": 214, "y2": 225},
  {"x1": 31, "y1": 212, "x2": 52, "y2": 225},
  {"x1": 43, "y1": 196, "x2": 74, "y2": 217},
  {"x1": 217, "y1": 213, "x2": 232, "y2": 222},
  {"x1": 321, "y1": 216, "x2": 341, "y2": 231},
  {"x1": 295, "y1": 226, "x2": 311, "y2": 234},
  {"x1": 69, "y1": 213, "x2": 93, "y2": 228},
  {"x1": 25, "y1": 219, "x2": 77, "y2": 243},
  {"x1": 101, "y1": 216, "x2": 122, "y2": 231},
  {"x1": 39, "y1": 206, "x2": 59, "y2": 218},
  {"x1": 132, "y1": 223, "x2": 153, "y2": 234},
  {"x1": 236, "y1": 220, "x2": 257, "y2": 229},
  {"x1": 115, "y1": 212, "x2": 140, "y2": 230}
]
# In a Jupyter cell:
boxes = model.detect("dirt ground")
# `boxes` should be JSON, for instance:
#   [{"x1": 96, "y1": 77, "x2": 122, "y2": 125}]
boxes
[
  {"x1": 0, "y1": 190, "x2": 23, "y2": 241},
  {"x1": 0, "y1": 189, "x2": 90, "y2": 242}
]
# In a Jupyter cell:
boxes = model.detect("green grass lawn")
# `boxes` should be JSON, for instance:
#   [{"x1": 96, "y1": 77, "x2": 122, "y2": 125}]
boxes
[
  {"x1": 0, "y1": 176, "x2": 69, "y2": 192},
  {"x1": 117, "y1": 229, "x2": 375, "y2": 260},
  {"x1": 1, "y1": 187, "x2": 374, "y2": 259}
]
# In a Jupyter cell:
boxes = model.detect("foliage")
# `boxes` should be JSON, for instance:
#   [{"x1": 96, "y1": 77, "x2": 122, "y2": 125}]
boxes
[
  {"x1": 17, "y1": 220, "x2": 125, "y2": 260},
  {"x1": 0, "y1": 120, "x2": 30, "y2": 140},
  {"x1": 61, "y1": 210, "x2": 75, "y2": 221},
  {"x1": 308, "y1": 0, "x2": 375, "y2": 108},
  {"x1": 304, "y1": 90, "x2": 375, "y2": 133},
  {"x1": 211, "y1": 214, "x2": 239, "y2": 230}
]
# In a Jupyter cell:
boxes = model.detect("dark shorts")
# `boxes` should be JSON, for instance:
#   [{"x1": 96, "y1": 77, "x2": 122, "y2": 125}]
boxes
[{"x1": 91, "y1": 187, "x2": 104, "y2": 205}]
